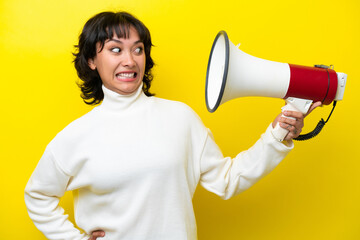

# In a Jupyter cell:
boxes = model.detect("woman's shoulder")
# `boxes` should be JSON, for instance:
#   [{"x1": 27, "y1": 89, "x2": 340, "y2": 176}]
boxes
[
  {"x1": 149, "y1": 96, "x2": 197, "y2": 115},
  {"x1": 148, "y1": 96, "x2": 204, "y2": 127},
  {"x1": 48, "y1": 109, "x2": 99, "y2": 145}
]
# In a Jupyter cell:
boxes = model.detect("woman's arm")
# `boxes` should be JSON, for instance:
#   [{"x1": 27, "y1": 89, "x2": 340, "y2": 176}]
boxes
[
  {"x1": 199, "y1": 101, "x2": 321, "y2": 199},
  {"x1": 25, "y1": 147, "x2": 89, "y2": 240}
]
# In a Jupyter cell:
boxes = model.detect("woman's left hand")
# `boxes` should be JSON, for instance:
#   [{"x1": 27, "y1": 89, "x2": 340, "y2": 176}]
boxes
[{"x1": 272, "y1": 101, "x2": 322, "y2": 142}]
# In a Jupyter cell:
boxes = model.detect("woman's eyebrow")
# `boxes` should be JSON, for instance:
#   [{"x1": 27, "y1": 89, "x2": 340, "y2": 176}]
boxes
[{"x1": 108, "y1": 39, "x2": 143, "y2": 44}]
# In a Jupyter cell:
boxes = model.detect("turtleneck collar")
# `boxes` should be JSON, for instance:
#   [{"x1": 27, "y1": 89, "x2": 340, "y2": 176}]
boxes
[{"x1": 99, "y1": 83, "x2": 147, "y2": 112}]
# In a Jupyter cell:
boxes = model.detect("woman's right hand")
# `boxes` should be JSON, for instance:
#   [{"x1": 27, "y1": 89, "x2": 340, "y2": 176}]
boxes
[{"x1": 89, "y1": 230, "x2": 105, "y2": 240}]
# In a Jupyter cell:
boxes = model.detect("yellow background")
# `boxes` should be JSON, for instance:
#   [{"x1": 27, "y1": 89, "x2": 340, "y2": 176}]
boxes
[{"x1": 1, "y1": 0, "x2": 359, "y2": 239}]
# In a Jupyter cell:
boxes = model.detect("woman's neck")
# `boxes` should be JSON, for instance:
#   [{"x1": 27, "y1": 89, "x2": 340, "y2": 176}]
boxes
[{"x1": 99, "y1": 83, "x2": 146, "y2": 112}]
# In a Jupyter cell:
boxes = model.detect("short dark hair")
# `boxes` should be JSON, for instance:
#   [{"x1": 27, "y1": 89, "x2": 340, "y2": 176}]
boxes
[{"x1": 73, "y1": 11, "x2": 155, "y2": 105}]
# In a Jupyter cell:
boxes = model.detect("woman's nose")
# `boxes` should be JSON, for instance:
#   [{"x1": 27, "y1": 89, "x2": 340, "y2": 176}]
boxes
[{"x1": 122, "y1": 51, "x2": 136, "y2": 67}]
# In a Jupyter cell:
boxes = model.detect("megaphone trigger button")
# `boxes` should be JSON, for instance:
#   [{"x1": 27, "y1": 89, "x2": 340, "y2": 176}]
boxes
[{"x1": 285, "y1": 97, "x2": 295, "y2": 104}]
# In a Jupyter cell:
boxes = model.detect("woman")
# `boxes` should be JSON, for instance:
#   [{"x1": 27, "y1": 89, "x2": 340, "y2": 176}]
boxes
[{"x1": 25, "y1": 11, "x2": 320, "y2": 240}]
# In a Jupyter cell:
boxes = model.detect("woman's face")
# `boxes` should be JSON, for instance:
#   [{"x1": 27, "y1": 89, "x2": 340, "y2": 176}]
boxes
[{"x1": 88, "y1": 27, "x2": 146, "y2": 95}]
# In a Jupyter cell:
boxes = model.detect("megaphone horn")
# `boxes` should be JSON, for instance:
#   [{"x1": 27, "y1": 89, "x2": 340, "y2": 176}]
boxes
[{"x1": 205, "y1": 30, "x2": 347, "y2": 141}]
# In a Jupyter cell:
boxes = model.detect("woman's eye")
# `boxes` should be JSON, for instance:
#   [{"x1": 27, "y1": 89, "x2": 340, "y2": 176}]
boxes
[
  {"x1": 134, "y1": 47, "x2": 143, "y2": 54},
  {"x1": 111, "y1": 47, "x2": 121, "y2": 53}
]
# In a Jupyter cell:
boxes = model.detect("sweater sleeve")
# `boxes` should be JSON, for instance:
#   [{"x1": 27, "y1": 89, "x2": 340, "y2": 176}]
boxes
[
  {"x1": 24, "y1": 146, "x2": 89, "y2": 240},
  {"x1": 199, "y1": 123, "x2": 294, "y2": 200}
]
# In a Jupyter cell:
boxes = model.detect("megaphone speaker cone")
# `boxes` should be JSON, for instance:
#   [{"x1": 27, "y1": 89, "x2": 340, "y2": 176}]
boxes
[{"x1": 205, "y1": 31, "x2": 229, "y2": 113}]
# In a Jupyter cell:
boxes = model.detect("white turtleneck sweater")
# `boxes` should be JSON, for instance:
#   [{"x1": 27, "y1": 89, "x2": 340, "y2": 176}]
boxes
[{"x1": 25, "y1": 85, "x2": 293, "y2": 240}]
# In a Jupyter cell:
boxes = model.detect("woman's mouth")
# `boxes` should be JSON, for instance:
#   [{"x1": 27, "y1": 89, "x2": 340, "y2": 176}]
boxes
[{"x1": 116, "y1": 72, "x2": 138, "y2": 81}]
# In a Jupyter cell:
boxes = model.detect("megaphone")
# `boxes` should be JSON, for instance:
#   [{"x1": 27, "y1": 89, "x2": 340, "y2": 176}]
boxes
[{"x1": 206, "y1": 31, "x2": 347, "y2": 141}]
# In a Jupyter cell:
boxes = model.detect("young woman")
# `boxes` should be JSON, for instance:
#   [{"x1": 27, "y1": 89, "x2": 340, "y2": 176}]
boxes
[{"x1": 25, "y1": 11, "x2": 320, "y2": 240}]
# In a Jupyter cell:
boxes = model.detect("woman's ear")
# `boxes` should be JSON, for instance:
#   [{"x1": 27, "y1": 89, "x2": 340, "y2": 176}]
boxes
[{"x1": 88, "y1": 58, "x2": 96, "y2": 70}]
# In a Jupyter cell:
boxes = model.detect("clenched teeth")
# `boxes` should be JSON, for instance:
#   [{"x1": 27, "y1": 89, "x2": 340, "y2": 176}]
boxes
[{"x1": 116, "y1": 72, "x2": 136, "y2": 78}]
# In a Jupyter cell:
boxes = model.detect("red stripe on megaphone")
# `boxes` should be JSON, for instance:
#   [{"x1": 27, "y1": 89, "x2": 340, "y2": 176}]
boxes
[{"x1": 285, "y1": 64, "x2": 338, "y2": 105}]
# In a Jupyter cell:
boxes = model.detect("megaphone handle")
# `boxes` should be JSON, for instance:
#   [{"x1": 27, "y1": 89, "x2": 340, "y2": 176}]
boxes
[{"x1": 271, "y1": 97, "x2": 313, "y2": 142}]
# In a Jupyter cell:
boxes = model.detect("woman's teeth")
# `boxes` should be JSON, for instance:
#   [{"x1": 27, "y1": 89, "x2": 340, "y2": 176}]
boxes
[{"x1": 116, "y1": 73, "x2": 136, "y2": 78}]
